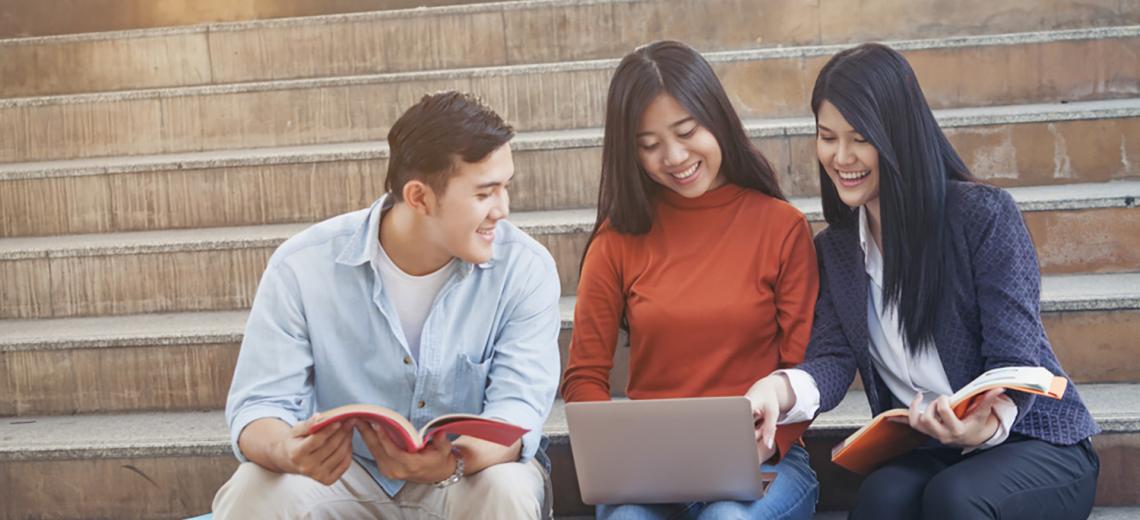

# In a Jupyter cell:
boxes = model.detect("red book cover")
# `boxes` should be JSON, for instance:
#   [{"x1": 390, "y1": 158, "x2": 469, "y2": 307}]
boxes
[{"x1": 308, "y1": 404, "x2": 529, "y2": 452}]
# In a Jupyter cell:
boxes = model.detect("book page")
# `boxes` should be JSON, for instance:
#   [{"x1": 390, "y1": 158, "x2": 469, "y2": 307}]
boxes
[
  {"x1": 420, "y1": 414, "x2": 529, "y2": 447},
  {"x1": 949, "y1": 366, "x2": 1054, "y2": 404},
  {"x1": 310, "y1": 404, "x2": 423, "y2": 450},
  {"x1": 833, "y1": 365, "x2": 1066, "y2": 475}
]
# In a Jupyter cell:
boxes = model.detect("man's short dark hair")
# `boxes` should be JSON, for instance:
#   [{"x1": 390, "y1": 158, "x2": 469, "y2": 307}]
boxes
[{"x1": 384, "y1": 91, "x2": 515, "y2": 201}]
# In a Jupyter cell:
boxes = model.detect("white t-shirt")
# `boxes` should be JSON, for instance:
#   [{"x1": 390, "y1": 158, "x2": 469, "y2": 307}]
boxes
[{"x1": 376, "y1": 242, "x2": 458, "y2": 363}]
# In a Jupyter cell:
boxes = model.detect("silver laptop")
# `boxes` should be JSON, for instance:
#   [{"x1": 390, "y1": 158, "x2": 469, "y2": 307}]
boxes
[{"x1": 565, "y1": 396, "x2": 776, "y2": 505}]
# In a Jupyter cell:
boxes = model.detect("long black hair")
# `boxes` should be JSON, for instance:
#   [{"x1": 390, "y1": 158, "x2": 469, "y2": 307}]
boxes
[
  {"x1": 582, "y1": 40, "x2": 784, "y2": 265},
  {"x1": 811, "y1": 43, "x2": 975, "y2": 354}
]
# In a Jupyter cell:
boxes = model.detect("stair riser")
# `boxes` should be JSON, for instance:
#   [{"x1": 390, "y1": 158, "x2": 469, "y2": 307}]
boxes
[
  {"x1": 8, "y1": 0, "x2": 1139, "y2": 96},
  {"x1": 548, "y1": 432, "x2": 1140, "y2": 515},
  {"x1": 2, "y1": 207, "x2": 1136, "y2": 319},
  {"x1": 0, "y1": 344, "x2": 237, "y2": 416},
  {"x1": 3, "y1": 36, "x2": 1137, "y2": 163},
  {"x1": 0, "y1": 434, "x2": 1134, "y2": 519},
  {"x1": 541, "y1": 209, "x2": 1140, "y2": 291},
  {"x1": 566, "y1": 310, "x2": 1140, "y2": 398},
  {"x1": 1024, "y1": 208, "x2": 1140, "y2": 275},
  {"x1": 0, "y1": 0, "x2": 498, "y2": 38},
  {"x1": 1092, "y1": 433, "x2": 1140, "y2": 506},
  {"x1": 0, "y1": 249, "x2": 272, "y2": 319},
  {"x1": 0, "y1": 455, "x2": 238, "y2": 520},
  {"x1": 3, "y1": 309, "x2": 1135, "y2": 415},
  {"x1": 0, "y1": 160, "x2": 387, "y2": 237},
  {"x1": 3, "y1": 115, "x2": 1137, "y2": 237},
  {"x1": 0, "y1": 31, "x2": 212, "y2": 97}
]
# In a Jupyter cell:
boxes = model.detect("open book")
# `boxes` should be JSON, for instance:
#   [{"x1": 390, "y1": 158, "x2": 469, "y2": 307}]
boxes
[
  {"x1": 831, "y1": 366, "x2": 1069, "y2": 475},
  {"x1": 307, "y1": 404, "x2": 529, "y2": 453}
]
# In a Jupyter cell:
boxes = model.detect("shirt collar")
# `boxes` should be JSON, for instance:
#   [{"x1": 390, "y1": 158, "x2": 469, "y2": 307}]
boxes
[
  {"x1": 859, "y1": 206, "x2": 884, "y2": 287},
  {"x1": 335, "y1": 194, "x2": 391, "y2": 267},
  {"x1": 334, "y1": 193, "x2": 493, "y2": 272}
]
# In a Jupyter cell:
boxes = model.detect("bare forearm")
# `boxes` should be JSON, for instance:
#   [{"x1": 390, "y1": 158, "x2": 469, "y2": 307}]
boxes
[
  {"x1": 237, "y1": 418, "x2": 294, "y2": 473},
  {"x1": 452, "y1": 437, "x2": 523, "y2": 475}
]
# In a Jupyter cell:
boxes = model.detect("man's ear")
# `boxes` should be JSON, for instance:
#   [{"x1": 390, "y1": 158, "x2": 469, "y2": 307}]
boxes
[{"x1": 402, "y1": 180, "x2": 437, "y2": 216}]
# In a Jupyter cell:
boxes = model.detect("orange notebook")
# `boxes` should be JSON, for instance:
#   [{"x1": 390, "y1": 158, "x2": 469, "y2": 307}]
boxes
[
  {"x1": 831, "y1": 366, "x2": 1069, "y2": 475},
  {"x1": 308, "y1": 404, "x2": 529, "y2": 453}
]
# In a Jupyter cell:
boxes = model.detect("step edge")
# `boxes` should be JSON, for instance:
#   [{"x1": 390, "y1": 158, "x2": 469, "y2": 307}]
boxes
[
  {"x1": 2, "y1": 98, "x2": 1137, "y2": 181},
  {"x1": 6, "y1": 271, "x2": 1140, "y2": 351},
  {"x1": 3, "y1": 26, "x2": 1138, "y2": 108},
  {"x1": 2, "y1": 180, "x2": 1137, "y2": 259},
  {"x1": 3, "y1": 384, "x2": 1137, "y2": 461}
]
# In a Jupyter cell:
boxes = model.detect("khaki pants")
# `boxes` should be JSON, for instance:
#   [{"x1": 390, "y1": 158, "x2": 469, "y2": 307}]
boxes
[{"x1": 212, "y1": 458, "x2": 549, "y2": 520}]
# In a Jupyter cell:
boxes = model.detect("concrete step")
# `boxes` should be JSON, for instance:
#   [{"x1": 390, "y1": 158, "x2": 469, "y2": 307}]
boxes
[
  {"x1": 1, "y1": 180, "x2": 1136, "y2": 319},
  {"x1": 5, "y1": 1, "x2": 1140, "y2": 96},
  {"x1": 565, "y1": 509, "x2": 1140, "y2": 520},
  {"x1": 545, "y1": 385, "x2": 1140, "y2": 514},
  {"x1": 809, "y1": 508, "x2": 1140, "y2": 520},
  {"x1": 1, "y1": 28, "x2": 1138, "y2": 163},
  {"x1": 0, "y1": 0, "x2": 498, "y2": 38},
  {"x1": 2, "y1": 272, "x2": 1137, "y2": 415},
  {"x1": 1, "y1": 384, "x2": 1136, "y2": 518},
  {"x1": 2, "y1": 98, "x2": 1138, "y2": 237},
  {"x1": 0, "y1": 311, "x2": 245, "y2": 416}
]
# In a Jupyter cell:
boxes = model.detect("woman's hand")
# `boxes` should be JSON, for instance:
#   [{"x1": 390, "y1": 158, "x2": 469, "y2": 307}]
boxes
[
  {"x1": 889, "y1": 388, "x2": 1005, "y2": 448},
  {"x1": 754, "y1": 436, "x2": 778, "y2": 464},
  {"x1": 745, "y1": 374, "x2": 795, "y2": 454}
]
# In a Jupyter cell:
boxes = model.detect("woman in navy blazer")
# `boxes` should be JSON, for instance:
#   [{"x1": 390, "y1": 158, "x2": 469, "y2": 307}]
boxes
[{"x1": 745, "y1": 43, "x2": 1100, "y2": 519}]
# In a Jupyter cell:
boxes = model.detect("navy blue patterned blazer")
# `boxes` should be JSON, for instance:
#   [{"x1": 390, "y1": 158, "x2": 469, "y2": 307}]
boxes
[{"x1": 797, "y1": 181, "x2": 1099, "y2": 445}]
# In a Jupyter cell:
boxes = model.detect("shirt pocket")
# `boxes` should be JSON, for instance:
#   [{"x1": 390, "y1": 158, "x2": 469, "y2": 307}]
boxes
[{"x1": 438, "y1": 353, "x2": 493, "y2": 414}]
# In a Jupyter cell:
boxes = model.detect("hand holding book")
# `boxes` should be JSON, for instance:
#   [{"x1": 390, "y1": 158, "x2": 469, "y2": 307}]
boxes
[
  {"x1": 885, "y1": 387, "x2": 1006, "y2": 448},
  {"x1": 358, "y1": 420, "x2": 458, "y2": 484},
  {"x1": 307, "y1": 404, "x2": 529, "y2": 453},
  {"x1": 250, "y1": 415, "x2": 357, "y2": 485},
  {"x1": 832, "y1": 366, "x2": 1068, "y2": 474}
]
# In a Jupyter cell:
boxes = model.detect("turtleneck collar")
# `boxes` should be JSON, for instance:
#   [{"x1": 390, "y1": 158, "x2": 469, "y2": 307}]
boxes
[{"x1": 657, "y1": 182, "x2": 748, "y2": 209}]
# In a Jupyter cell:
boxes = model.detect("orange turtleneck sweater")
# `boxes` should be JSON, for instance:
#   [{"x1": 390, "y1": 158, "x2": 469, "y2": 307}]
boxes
[{"x1": 561, "y1": 183, "x2": 819, "y2": 458}]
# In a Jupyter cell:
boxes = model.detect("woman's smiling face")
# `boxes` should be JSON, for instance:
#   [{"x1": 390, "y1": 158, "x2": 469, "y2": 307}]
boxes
[
  {"x1": 636, "y1": 93, "x2": 725, "y2": 198},
  {"x1": 816, "y1": 99, "x2": 881, "y2": 209}
]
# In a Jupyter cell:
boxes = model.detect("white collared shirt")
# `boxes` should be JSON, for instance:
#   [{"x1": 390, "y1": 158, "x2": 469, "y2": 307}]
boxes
[{"x1": 777, "y1": 207, "x2": 1016, "y2": 452}]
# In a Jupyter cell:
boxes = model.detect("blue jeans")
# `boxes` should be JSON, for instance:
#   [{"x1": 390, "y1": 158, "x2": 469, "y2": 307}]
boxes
[{"x1": 595, "y1": 444, "x2": 818, "y2": 520}]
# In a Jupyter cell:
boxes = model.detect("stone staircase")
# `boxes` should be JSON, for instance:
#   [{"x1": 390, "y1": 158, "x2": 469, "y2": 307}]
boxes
[{"x1": 0, "y1": 0, "x2": 1138, "y2": 518}]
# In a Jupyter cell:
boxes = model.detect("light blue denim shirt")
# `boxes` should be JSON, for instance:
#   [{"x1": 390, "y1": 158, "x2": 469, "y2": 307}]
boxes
[{"x1": 225, "y1": 194, "x2": 562, "y2": 496}]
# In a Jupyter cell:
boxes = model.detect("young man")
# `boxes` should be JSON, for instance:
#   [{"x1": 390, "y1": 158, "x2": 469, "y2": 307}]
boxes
[{"x1": 212, "y1": 91, "x2": 562, "y2": 519}]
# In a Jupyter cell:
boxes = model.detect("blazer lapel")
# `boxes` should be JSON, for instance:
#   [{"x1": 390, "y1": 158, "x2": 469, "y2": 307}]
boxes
[
  {"x1": 824, "y1": 226, "x2": 870, "y2": 363},
  {"x1": 822, "y1": 225, "x2": 885, "y2": 409}
]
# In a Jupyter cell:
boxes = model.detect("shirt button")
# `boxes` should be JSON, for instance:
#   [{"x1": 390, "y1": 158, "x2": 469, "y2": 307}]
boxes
[
  {"x1": 417, "y1": 400, "x2": 426, "y2": 409},
  {"x1": 403, "y1": 356, "x2": 412, "y2": 365}
]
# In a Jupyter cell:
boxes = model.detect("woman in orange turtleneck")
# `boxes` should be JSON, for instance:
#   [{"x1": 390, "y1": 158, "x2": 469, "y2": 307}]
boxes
[{"x1": 560, "y1": 40, "x2": 820, "y2": 520}]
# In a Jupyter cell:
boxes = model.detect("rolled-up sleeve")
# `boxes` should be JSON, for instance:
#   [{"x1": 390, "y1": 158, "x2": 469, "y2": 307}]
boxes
[
  {"x1": 225, "y1": 259, "x2": 314, "y2": 462},
  {"x1": 480, "y1": 250, "x2": 562, "y2": 460}
]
